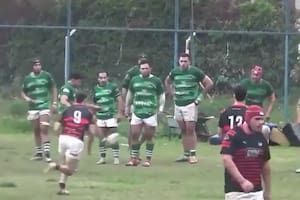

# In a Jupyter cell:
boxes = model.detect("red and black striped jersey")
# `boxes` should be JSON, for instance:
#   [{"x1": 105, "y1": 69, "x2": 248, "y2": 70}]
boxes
[
  {"x1": 220, "y1": 127, "x2": 270, "y2": 193},
  {"x1": 60, "y1": 104, "x2": 93, "y2": 141},
  {"x1": 218, "y1": 104, "x2": 247, "y2": 135}
]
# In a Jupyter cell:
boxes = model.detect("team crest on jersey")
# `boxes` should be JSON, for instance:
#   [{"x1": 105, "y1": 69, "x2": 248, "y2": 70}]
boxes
[
  {"x1": 63, "y1": 88, "x2": 70, "y2": 93},
  {"x1": 246, "y1": 147, "x2": 263, "y2": 157}
]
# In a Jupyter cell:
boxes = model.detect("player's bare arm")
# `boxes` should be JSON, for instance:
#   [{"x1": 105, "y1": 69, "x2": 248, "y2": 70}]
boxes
[
  {"x1": 21, "y1": 91, "x2": 34, "y2": 103},
  {"x1": 164, "y1": 75, "x2": 173, "y2": 96},
  {"x1": 158, "y1": 93, "x2": 166, "y2": 113},
  {"x1": 121, "y1": 87, "x2": 128, "y2": 101},
  {"x1": 262, "y1": 160, "x2": 271, "y2": 200},
  {"x1": 200, "y1": 75, "x2": 214, "y2": 95},
  {"x1": 84, "y1": 103, "x2": 101, "y2": 111},
  {"x1": 125, "y1": 90, "x2": 133, "y2": 117},
  {"x1": 60, "y1": 94, "x2": 72, "y2": 107},
  {"x1": 51, "y1": 86, "x2": 58, "y2": 112},
  {"x1": 116, "y1": 95, "x2": 124, "y2": 122},
  {"x1": 51, "y1": 86, "x2": 58, "y2": 104},
  {"x1": 265, "y1": 92, "x2": 275, "y2": 120}
]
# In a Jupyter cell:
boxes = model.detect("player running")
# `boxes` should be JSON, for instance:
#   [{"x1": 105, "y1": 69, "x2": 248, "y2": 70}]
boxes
[{"x1": 44, "y1": 92, "x2": 95, "y2": 195}]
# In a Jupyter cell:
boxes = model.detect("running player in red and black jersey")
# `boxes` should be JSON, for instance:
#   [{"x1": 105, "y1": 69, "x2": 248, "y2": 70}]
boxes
[
  {"x1": 220, "y1": 105, "x2": 271, "y2": 200},
  {"x1": 45, "y1": 92, "x2": 96, "y2": 195},
  {"x1": 218, "y1": 85, "x2": 247, "y2": 140}
]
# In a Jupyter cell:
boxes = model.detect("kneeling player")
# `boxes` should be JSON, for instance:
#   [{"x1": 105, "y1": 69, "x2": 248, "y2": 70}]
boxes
[{"x1": 44, "y1": 92, "x2": 95, "y2": 195}]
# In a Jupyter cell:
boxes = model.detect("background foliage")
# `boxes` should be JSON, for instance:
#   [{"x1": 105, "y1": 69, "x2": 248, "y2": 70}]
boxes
[{"x1": 0, "y1": 0, "x2": 300, "y2": 97}]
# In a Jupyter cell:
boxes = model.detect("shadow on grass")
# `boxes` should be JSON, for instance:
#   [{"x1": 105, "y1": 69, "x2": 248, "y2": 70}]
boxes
[{"x1": 0, "y1": 182, "x2": 17, "y2": 188}]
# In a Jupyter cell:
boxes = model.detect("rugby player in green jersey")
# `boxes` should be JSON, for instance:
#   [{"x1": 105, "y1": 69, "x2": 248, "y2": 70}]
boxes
[
  {"x1": 92, "y1": 71, "x2": 124, "y2": 165},
  {"x1": 165, "y1": 53, "x2": 213, "y2": 164},
  {"x1": 122, "y1": 54, "x2": 148, "y2": 149},
  {"x1": 125, "y1": 59, "x2": 165, "y2": 167},
  {"x1": 21, "y1": 58, "x2": 57, "y2": 162},
  {"x1": 53, "y1": 72, "x2": 83, "y2": 132},
  {"x1": 240, "y1": 65, "x2": 275, "y2": 121},
  {"x1": 58, "y1": 72, "x2": 83, "y2": 113},
  {"x1": 121, "y1": 54, "x2": 148, "y2": 98}
]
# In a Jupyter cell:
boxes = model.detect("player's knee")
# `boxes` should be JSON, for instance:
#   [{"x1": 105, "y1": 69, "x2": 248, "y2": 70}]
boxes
[{"x1": 65, "y1": 169, "x2": 74, "y2": 176}]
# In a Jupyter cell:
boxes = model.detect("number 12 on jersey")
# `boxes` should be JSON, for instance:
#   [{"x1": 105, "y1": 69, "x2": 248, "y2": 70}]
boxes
[{"x1": 228, "y1": 115, "x2": 243, "y2": 129}]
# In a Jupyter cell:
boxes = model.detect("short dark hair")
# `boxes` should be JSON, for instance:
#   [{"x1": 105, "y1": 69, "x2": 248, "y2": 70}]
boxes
[
  {"x1": 234, "y1": 85, "x2": 247, "y2": 101},
  {"x1": 97, "y1": 70, "x2": 109, "y2": 77},
  {"x1": 69, "y1": 72, "x2": 83, "y2": 80},
  {"x1": 75, "y1": 92, "x2": 87, "y2": 103},
  {"x1": 32, "y1": 58, "x2": 41, "y2": 64},
  {"x1": 139, "y1": 59, "x2": 151, "y2": 67},
  {"x1": 138, "y1": 57, "x2": 149, "y2": 65},
  {"x1": 179, "y1": 53, "x2": 190, "y2": 59}
]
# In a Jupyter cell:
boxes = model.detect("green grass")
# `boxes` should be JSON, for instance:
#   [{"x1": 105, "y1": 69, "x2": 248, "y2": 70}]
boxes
[
  {"x1": 0, "y1": 96, "x2": 299, "y2": 199},
  {"x1": 0, "y1": 134, "x2": 299, "y2": 200}
]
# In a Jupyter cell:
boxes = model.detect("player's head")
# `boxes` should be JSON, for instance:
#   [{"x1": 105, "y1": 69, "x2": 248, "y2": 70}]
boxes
[
  {"x1": 234, "y1": 85, "x2": 247, "y2": 102},
  {"x1": 139, "y1": 59, "x2": 152, "y2": 77},
  {"x1": 137, "y1": 53, "x2": 148, "y2": 65},
  {"x1": 250, "y1": 65, "x2": 263, "y2": 83},
  {"x1": 69, "y1": 72, "x2": 83, "y2": 86},
  {"x1": 32, "y1": 58, "x2": 42, "y2": 73},
  {"x1": 97, "y1": 71, "x2": 108, "y2": 85},
  {"x1": 245, "y1": 105, "x2": 264, "y2": 132},
  {"x1": 75, "y1": 92, "x2": 87, "y2": 103},
  {"x1": 179, "y1": 53, "x2": 190, "y2": 69}
]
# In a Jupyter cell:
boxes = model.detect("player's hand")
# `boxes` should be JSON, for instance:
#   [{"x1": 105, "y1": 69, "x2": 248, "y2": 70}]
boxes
[
  {"x1": 51, "y1": 104, "x2": 57, "y2": 114},
  {"x1": 86, "y1": 103, "x2": 101, "y2": 111},
  {"x1": 124, "y1": 108, "x2": 131, "y2": 119},
  {"x1": 116, "y1": 113, "x2": 123, "y2": 123},
  {"x1": 240, "y1": 179, "x2": 254, "y2": 193},
  {"x1": 25, "y1": 97, "x2": 35, "y2": 103}
]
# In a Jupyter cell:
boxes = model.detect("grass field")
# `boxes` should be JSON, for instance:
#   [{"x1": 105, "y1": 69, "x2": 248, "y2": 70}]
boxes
[{"x1": 0, "y1": 133, "x2": 299, "y2": 200}]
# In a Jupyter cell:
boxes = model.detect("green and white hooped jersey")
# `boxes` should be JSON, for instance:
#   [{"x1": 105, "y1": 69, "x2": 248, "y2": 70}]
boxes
[
  {"x1": 129, "y1": 74, "x2": 164, "y2": 119},
  {"x1": 169, "y1": 66, "x2": 205, "y2": 106},
  {"x1": 58, "y1": 81, "x2": 77, "y2": 114},
  {"x1": 240, "y1": 78, "x2": 273, "y2": 107},
  {"x1": 122, "y1": 65, "x2": 140, "y2": 89},
  {"x1": 93, "y1": 82, "x2": 120, "y2": 120},
  {"x1": 22, "y1": 70, "x2": 56, "y2": 110}
]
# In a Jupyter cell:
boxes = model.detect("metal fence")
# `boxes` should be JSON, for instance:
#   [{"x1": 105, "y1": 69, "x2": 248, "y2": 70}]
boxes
[{"x1": 0, "y1": 0, "x2": 298, "y2": 121}]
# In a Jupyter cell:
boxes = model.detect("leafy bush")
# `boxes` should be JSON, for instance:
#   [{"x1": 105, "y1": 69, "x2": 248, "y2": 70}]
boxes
[
  {"x1": 9, "y1": 100, "x2": 27, "y2": 117},
  {"x1": 0, "y1": 116, "x2": 31, "y2": 133}
]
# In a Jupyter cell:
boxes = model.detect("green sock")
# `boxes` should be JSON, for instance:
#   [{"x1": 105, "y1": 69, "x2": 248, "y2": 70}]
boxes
[
  {"x1": 190, "y1": 150, "x2": 196, "y2": 157},
  {"x1": 145, "y1": 143, "x2": 154, "y2": 161},
  {"x1": 131, "y1": 143, "x2": 141, "y2": 158},
  {"x1": 184, "y1": 150, "x2": 190, "y2": 158},
  {"x1": 99, "y1": 140, "x2": 106, "y2": 158},
  {"x1": 111, "y1": 143, "x2": 120, "y2": 158}
]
